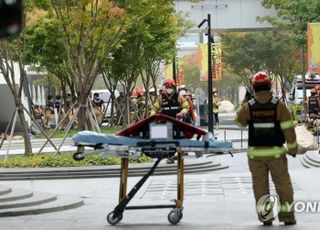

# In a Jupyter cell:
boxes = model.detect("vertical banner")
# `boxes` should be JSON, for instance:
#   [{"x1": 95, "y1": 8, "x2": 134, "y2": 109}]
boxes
[
  {"x1": 212, "y1": 43, "x2": 222, "y2": 81},
  {"x1": 198, "y1": 43, "x2": 222, "y2": 81},
  {"x1": 198, "y1": 43, "x2": 208, "y2": 81},
  {"x1": 164, "y1": 58, "x2": 185, "y2": 85},
  {"x1": 307, "y1": 23, "x2": 320, "y2": 73},
  {"x1": 164, "y1": 62, "x2": 173, "y2": 79},
  {"x1": 176, "y1": 57, "x2": 185, "y2": 85}
]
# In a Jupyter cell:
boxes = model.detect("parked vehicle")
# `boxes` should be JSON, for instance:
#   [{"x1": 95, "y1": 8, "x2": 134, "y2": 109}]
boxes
[{"x1": 288, "y1": 74, "x2": 320, "y2": 123}]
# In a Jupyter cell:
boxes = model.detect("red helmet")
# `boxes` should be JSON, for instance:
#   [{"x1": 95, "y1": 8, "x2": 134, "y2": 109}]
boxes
[
  {"x1": 252, "y1": 72, "x2": 272, "y2": 88},
  {"x1": 212, "y1": 88, "x2": 218, "y2": 93},
  {"x1": 131, "y1": 89, "x2": 139, "y2": 97},
  {"x1": 164, "y1": 79, "x2": 176, "y2": 87},
  {"x1": 136, "y1": 88, "x2": 144, "y2": 96}
]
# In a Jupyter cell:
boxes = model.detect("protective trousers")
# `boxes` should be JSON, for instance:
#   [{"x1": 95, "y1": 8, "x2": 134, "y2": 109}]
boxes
[{"x1": 248, "y1": 155, "x2": 295, "y2": 222}]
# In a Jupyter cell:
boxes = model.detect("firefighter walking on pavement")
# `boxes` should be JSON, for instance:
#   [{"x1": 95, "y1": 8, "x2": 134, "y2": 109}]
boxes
[
  {"x1": 150, "y1": 79, "x2": 189, "y2": 119},
  {"x1": 150, "y1": 79, "x2": 189, "y2": 164},
  {"x1": 235, "y1": 72, "x2": 297, "y2": 226}
]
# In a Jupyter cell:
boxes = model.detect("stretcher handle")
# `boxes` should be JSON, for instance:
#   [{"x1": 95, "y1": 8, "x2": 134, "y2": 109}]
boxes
[{"x1": 136, "y1": 140, "x2": 180, "y2": 147}]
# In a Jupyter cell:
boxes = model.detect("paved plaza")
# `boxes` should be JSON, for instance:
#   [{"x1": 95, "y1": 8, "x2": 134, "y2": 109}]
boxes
[
  {"x1": 0, "y1": 150, "x2": 320, "y2": 229},
  {"x1": 0, "y1": 121, "x2": 319, "y2": 229}
]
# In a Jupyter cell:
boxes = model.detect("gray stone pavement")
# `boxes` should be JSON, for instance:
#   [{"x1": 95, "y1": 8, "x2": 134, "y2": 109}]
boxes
[{"x1": 0, "y1": 150, "x2": 320, "y2": 229}]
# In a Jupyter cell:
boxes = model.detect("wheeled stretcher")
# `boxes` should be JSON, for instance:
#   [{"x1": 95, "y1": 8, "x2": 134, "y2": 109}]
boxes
[{"x1": 72, "y1": 114, "x2": 232, "y2": 225}]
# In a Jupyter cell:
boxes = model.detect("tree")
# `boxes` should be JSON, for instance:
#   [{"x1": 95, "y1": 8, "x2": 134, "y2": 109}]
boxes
[
  {"x1": 139, "y1": 8, "x2": 190, "y2": 117},
  {"x1": 101, "y1": 0, "x2": 190, "y2": 126},
  {"x1": 182, "y1": 52, "x2": 207, "y2": 92},
  {"x1": 50, "y1": 0, "x2": 127, "y2": 130},
  {"x1": 0, "y1": 0, "x2": 51, "y2": 156},
  {"x1": 25, "y1": 15, "x2": 76, "y2": 111},
  {"x1": 260, "y1": 0, "x2": 320, "y2": 44},
  {"x1": 221, "y1": 31, "x2": 300, "y2": 98}
]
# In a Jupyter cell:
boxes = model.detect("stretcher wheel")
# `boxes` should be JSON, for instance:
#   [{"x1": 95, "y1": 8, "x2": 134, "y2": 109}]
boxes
[
  {"x1": 73, "y1": 152, "x2": 84, "y2": 161},
  {"x1": 107, "y1": 211, "x2": 123, "y2": 225},
  {"x1": 167, "y1": 208, "x2": 183, "y2": 225}
]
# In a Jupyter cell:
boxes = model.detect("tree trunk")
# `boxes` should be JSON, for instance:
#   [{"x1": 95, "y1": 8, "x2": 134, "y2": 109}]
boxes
[
  {"x1": 77, "y1": 93, "x2": 89, "y2": 131},
  {"x1": 16, "y1": 102, "x2": 32, "y2": 156}
]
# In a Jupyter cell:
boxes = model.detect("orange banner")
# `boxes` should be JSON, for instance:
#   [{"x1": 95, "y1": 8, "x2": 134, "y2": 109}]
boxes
[{"x1": 307, "y1": 23, "x2": 320, "y2": 73}]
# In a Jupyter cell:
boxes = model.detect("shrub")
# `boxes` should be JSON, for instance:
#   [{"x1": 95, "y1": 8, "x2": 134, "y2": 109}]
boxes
[{"x1": 0, "y1": 152, "x2": 152, "y2": 168}]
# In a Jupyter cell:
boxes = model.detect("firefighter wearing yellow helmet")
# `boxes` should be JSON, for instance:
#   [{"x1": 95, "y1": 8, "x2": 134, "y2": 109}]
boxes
[{"x1": 235, "y1": 72, "x2": 297, "y2": 226}]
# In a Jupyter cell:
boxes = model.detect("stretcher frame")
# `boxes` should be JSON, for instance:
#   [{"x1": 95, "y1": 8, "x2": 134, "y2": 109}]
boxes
[
  {"x1": 107, "y1": 149, "x2": 185, "y2": 225},
  {"x1": 72, "y1": 114, "x2": 233, "y2": 225}
]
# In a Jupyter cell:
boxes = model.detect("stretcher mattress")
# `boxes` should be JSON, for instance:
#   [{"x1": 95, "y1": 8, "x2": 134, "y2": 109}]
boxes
[{"x1": 73, "y1": 131, "x2": 233, "y2": 149}]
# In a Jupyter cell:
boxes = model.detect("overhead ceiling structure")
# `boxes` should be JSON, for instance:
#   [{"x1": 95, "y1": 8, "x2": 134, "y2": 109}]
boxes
[
  {"x1": 175, "y1": 0, "x2": 277, "y2": 32},
  {"x1": 175, "y1": 0, "x2": 277, "y2": 54}
]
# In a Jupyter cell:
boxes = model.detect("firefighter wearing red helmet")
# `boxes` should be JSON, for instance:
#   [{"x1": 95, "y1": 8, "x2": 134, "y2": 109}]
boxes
[
  {"x1": 150, "y1": 79, "x2": 189, "y2": 164},
  {"x1": 150, "y1": 79, "x2": 189, "y2": 119},
  {"x1": 235, "y1": 72, "x2": 297, "y2": 226}
]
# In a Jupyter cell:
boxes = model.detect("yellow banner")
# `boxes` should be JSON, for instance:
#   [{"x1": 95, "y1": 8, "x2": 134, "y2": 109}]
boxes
[
  {"x1": 176, "y1": 57, "x2": 185, "y2": 85},
  {"x1": 198, "y1": 43, "x2": 222, "y2": 81},
  {"x1": 164, "y1": 62, "x2": 173, "y2": 79},
  {"x1": 212, "y1": 43, "x2": 222, "y2": 81},
  {"x1": 164, "y1": 58, "x2": 185, "y2": 84},
  {"x1": 307, "y1": 23, "x2": 320, "y2": 73},
  {"x1": 198, "y1": 43, "x2": 208, "y2": 81}
]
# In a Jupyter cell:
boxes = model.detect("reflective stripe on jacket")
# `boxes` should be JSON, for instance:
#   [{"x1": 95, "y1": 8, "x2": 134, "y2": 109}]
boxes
[
  {"x1": 248, "y1": 97, "x2": 285, "y2": 147},
  {"x1": 235, "y1": 91, "x2": 297, "y2": 158}
]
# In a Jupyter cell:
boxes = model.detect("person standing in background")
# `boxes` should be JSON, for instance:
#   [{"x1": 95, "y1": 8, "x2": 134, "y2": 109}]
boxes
[{"x1": 212, "y1": 88, "x2": 221, "y2": 129}]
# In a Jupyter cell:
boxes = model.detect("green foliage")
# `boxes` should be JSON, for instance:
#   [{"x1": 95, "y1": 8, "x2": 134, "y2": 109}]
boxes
[
  {"x1": 221, "y1": 31, "x2": 300, "y2": 87},
  {"x1": 260, "y1": 0, "x2": 320, "y2": 44},
  {"x1": 182, "y1": 54, "x2": 207, "y2": 92},
  {"x1": 107, "y1": 0, "x2": 188, "y2": 80},
  {"x1": 0, "y1": 153, "x2": 152, "y2": 168},
  {"x1": 24, "y1": 0, "x2": 52, "y2": 11},
  {"x1": 25, "y1": 17, "x2": 66, "y2": 72}
]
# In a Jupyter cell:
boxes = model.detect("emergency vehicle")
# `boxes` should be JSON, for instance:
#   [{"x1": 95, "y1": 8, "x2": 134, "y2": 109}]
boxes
[{"x1": 288, "y1": 74, "x2": 320, "y2": 123}]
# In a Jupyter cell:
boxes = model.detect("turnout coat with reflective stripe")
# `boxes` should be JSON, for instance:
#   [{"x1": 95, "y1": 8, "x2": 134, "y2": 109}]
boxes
[
  {"x1": 307, "y1": 95, "x2": 320, "y2": 114},
  {"x1": 248, "y1": 97, "x2": 285, "y2": 147},
  {"x1": 235, "y1": 91, "x2": 297, "y2": 158},
  {"x1": 150, "y1": 92, "x2": 189, "y2": 117}
]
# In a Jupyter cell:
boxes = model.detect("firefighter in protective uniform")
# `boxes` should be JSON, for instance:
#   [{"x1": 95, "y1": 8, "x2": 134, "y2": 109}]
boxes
[
  {"x1": 306, "y1": 88, "x2": 320, "y2": 130},
  {"x1": 235, "y1": 72, "x2": 297, "y2": 226},
  {"x1": 178, "y1": 84, "x2": 197, "y2": 124},
  {"x1": 150, "y1": 79, "x2": 189, "y2": 164},
  {"x1": 150, "y1": 79, "x2": 189, "y2": 119}
]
